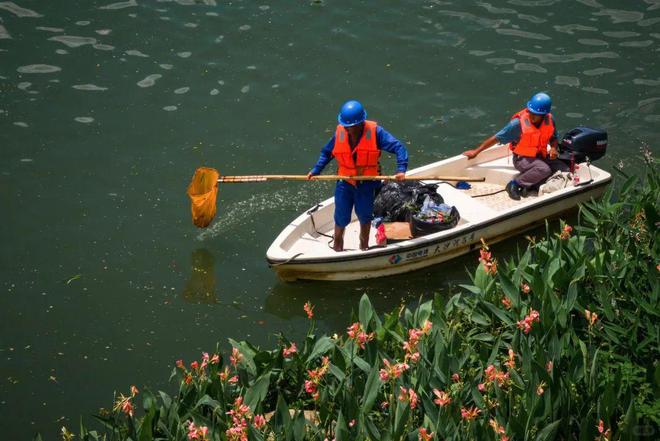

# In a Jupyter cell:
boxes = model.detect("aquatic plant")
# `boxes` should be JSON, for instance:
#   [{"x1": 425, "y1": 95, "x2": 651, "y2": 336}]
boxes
[{"x1": 42, "y1": 160, "x2": 658, "y2": 440}]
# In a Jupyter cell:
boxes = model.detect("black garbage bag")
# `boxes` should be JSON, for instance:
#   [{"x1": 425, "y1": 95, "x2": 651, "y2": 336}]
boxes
[
  {"x1": 374, "y1": 181, "x2": 443, "y2": 222},
  {"x1": 409, "y1": 203, "x2": 460, "y2": 237}
]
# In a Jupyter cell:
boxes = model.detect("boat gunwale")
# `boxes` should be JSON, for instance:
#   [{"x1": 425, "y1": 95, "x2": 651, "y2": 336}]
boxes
[{"x1": 266, "y1": 176, "x2": 611, "y2": 266}]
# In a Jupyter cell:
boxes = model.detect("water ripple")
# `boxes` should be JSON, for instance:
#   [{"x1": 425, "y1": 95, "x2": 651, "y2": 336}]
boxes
[
  {"x1": 435, "y1": 10, "x2": 505, "y2": 29},
  {"x1": 578, "y1": 38, "x2": 608, "y2": 46},
  {"x1": 36, "y1": 26, "x2": 64, "y2": 33},
  {"x1": 17, "y1": 64, "x2": 61, "y2": 74},
  {"x1": 137, "y1": 74, "x2": 162, "y2": 88},
  {"x1": 125, "y1": 49, "x2": 149, "y2": 57},
  {"x1": 602, "y1": 31, "x2": 640, "y2": 38},
  {"x1": 99, "y1": 0, "x2": 137, "y2": 10},
  {"x1": 0, "y1": 25, "x2": 10, "y2": 39},
  {"x1": 583, "y1": 67, "x2": 615, "y2": 76},
  {"x1": 74, "y1": 117, "x2": 94, "y2": 124},
  {"x1": 73, "y1": 84, "x2": 108, "y2": 91},
  {"x1": 553, "y1": 24, "x2": 598, "y2": 35},
  {"x1": 515, "y1": 49, "x2": 619, "y2": 63},
  {"x1": 495, "y1": 28, "x2": 551, "y2": 40},
  {"x1": 620, "y1": 40, "x2": 653, "y2": 47},
  {"x1": 514, "y1": 63, "x2": 547, "y2": 73},
  {"x1": 594, "y1": 9, "x2": 644, "y2": 24},
  {"x1": 49, "y1": 35, "x2": 97, "y2": 48},
  {"x1": 0, "y1": 2, "x2": 41, "y2": 17},
  {"x1": 555, "y1": 76, "x2": 580, "y2": 87}
]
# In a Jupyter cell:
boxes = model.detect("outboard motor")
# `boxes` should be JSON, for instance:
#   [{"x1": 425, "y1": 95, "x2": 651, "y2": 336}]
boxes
[{"x1": 558, "y1": 126, "x2": 607, "y2": 163}]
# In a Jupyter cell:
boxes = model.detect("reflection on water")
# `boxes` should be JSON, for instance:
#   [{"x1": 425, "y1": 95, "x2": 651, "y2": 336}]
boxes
[{"x1": 181, "y1": 248, "x2": 218, "y2": 304}]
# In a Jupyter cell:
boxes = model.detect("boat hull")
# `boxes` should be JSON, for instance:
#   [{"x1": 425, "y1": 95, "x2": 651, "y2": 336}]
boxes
[{"x1": 268, "y1": 179, "x2": 609, "y2": 281}]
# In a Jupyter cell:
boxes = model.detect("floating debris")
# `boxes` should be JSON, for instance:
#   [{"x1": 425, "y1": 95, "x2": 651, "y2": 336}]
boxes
[
  {"x1": 17, "y1": 64, "x2": 61, "y2": 74},
  {"x1": 137, "y1": 74, "x2": 162, "y2": 88}
]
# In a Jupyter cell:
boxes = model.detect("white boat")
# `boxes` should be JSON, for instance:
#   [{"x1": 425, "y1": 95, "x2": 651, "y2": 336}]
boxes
[{"x1": 266, "y1": 144, "x2": 611, "y2": 281}]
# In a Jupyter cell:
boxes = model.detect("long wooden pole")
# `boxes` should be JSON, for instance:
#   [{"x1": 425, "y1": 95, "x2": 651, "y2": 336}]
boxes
[{"x1": 218, "y1": 175, "x2": 485, "y2": 183}]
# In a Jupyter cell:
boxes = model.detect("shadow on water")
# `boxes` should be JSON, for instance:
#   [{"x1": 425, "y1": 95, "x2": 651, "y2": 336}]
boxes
[{"x1": 181, "y1": 248, "x2": 219, "y2": 304}]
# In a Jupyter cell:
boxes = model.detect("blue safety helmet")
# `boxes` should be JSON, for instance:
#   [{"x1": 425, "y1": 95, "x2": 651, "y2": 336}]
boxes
[
  {"x1": 526, "y1": 92, "x2": 552, "y2": 115},
  {"x1": 337, "y1": 100, "x2": 367, "y2": 127}
]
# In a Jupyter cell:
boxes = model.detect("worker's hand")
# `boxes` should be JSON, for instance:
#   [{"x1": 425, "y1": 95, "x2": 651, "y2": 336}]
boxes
[
  {"x1": 395, "y1": 172, "x2": 405, "y2": 181},
  {"x1": 463, "y1": 149, "x2": 478, "y2": 160},
  {"x1": 549, "y1": 147, "x2": 558, "y2": 160},
  {"x1": 306, "y1": 171, "x2": 317, "y2": 180}
]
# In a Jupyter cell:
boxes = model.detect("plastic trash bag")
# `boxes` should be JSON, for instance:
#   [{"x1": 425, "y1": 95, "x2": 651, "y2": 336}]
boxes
[
  {"x1": 409, "y1": 195, "x2": 460, "y2": 237},
  {"x1": 374, "y1": 181, "x2": 444, "y2": 222}
]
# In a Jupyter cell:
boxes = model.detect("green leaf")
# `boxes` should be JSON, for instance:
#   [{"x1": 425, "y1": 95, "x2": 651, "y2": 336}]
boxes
[
  {"x1": 245, "y1": 374, "x2": 271, "y2": 412},
  {"x1": 292, "y1": 411, "x2": 306, "y2": 441},
  {"x1": 353, "y1": 355, "x2": 371, "y2": 373},
  {"x1": 335, "y1": 410, "x2": 350, "y2": 441},
  {"x1": 138, "y1": 406, "x2": 156, "y2": 441},
  {"x1": 359, "y1": 294, "x2": 374, "y2": 329},
  {"x1": 393, "y1": 400, "x2": 411, "y2": 440},
  {"x1": 306, "y1": 336, "x2": 335, "y2": 363},
  {"x1": 361, "y1": 363, "x2": 382, "y2": 414},
  {"x1": 535, "y1": 419, "x2": 561, "y2": 441},
  {"x1": 498, "y1": 271, "x2": 521, "y2": 309}
]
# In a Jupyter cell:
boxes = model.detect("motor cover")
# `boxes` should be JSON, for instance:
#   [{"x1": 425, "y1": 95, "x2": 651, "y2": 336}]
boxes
[{"x1": 559, "y1": 126, "x2": 607, "y2": 162}]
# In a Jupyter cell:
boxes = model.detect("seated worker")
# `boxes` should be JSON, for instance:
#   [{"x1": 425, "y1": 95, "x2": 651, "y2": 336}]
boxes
[
  {"x1": 463, "y1": 92, "x2": 569, "y2": 200},
  {"x1": 307, "y1": 100, "x2": 409, "y2": 251}
]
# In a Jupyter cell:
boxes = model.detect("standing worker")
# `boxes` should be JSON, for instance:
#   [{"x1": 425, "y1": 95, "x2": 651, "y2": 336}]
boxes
[
  {"x1": 307, "y1": 100, "x2": 409, "y2": 251},
  {"x1": 463, "y1": 92, "x2": 568, "y2": 200}
]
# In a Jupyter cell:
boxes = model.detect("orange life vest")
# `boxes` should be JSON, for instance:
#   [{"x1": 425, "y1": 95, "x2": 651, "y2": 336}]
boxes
[
  {"x1": 509, "y1": 109, "x2": 554, "y2": 158},
  {"x1": 332, "y1": 120, "x2": 380, "y2": 186}
]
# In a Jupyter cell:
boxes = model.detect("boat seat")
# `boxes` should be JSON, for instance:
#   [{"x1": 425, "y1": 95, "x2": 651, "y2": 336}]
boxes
[{"x1": 466, "y1": 155, "x2": 520, "y2": 186}]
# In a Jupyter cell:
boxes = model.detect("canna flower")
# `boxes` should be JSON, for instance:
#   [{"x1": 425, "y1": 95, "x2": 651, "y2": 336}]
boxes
[
  {"x1": 421, "y1": 320, "x2": 433, "y2": 334},
  {"x1": 305, "y1": 356, "x2": 330, "y2": 400},
  {"x1": 190, "y1": 361, "x2": 199, "y2": 370},
  {"x1": 282, "y1": 343, "x2": 297, "y2": 358},
  {"x1": 451, "y1": 373, "x2": 461, "y2": 383},
  {"x1": 489, "y1": 418, "x2": 506, "y2": 436},
  {"x1": 585, "y1": 309, "x2": 598, "y2": 327},
  {"x1": 501, "y1": 296, "x2": 512, "y2": 310},
  {"x1": 418, "y1": 427, "x2": 434, "y2": 441},
  {"x1": 349, "y1": 419, "x2": 356, "y2": 427},
  {"x1": 521, "y1": 283, "x2": 531, "y2": 294},
  {"x1": 517, "y1": 309, "x2": 540, "y2": 334},
  {"x1": 432, "y1": 389, "x2": 451, "y2": 407},
  {"x1": 597, "y1": 419, "x2": 611, "y2": 440},
  {"x1": 484, "y1": 364, "x2": 510, "y2": 387},
  {"x1": 253, "y1": 414, "x2": 267, "y2": 429},
  {"x1": 546, "y1": 360, "x2": 553, "y2": 374},
  {"x1": 504, "y1": 349, "x2": 516, "y2": 370},
  {"x1": 461, "y1": 406, "x2": 481, "y2": 421},
  {"x1": 230, "y1": 347, "x2": 243, "y2": 367},
  {"x1": 130, "y1": 385, "x2": 139, "y2": 397},
  {"x1": 536, "y1": 381, "x2": 546, "y2": 396},
  {"x1": 479, "y1": 240, "x2": 498, "y2": 275},
  {"x1": 184, "y1": 373, "x2": 193, "y2": 385},
  {"x1": 379, "y1": 358, "x2": 410, "y2": 382},
  {"x1": 303, "y1": 301, "x2": 314, "y2": 319},
  {"x1": 347, "y1": 322, "x2": 374, "y2": 349},
  {"x1": 398, "y1": 387, "x2": 418, "y2": 409},
  {"x1": 478, "y1": 383, "x2": 486, "y2": 392},
  {"x1": 187, "y1": 421, "x2": 210, "y2": 441},
  {"x1": 560, "y1": 224, "x2": 573, "y2": 240},
  {"x1": 211, "y1": 354, "x2": 220, "y2": 364},
  {"x1": 228, "y1": 375, "x2": 239, "y2": 384},
  {"x1": 121, "y1": 400, "x2": 134, "y2": 417},
  {"x1": 201, "y1": 353, "x2": 209, "y2": 370},
  {"x1": 176, "y1": 359, "x2": 185, "y2": 369}
]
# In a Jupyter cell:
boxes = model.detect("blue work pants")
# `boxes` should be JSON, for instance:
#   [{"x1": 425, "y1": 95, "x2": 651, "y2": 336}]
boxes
[{"x1": 334, "y1": 180, "x2": 380, "y2": 227}]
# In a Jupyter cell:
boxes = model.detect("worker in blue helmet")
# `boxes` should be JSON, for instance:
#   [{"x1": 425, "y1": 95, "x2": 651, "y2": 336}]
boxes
[
  {"x1": 463, "y1": 92, "x2": 568, "y2": 200},
  {"x1": 307, "y1": 100, "x2": 409, "y2": 251}
]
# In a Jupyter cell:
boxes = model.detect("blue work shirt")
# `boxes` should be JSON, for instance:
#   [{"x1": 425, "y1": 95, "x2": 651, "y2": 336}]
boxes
[
  {"x1": 495, "y1": 116, "x2": 558, "y2": 145},
  {"x1": 311, "y1": 125, "x2": 409, "y2": 175}
]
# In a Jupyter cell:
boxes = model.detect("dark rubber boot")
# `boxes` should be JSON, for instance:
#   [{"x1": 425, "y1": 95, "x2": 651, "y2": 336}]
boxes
[
  {"x1": 359, "y1": 223, "x2": 371, "y2": 251},
  {"x1": 333, "y1": 226, "x2": 345, "y2": 252},
  {"x1": 505, "y1": 180, "x2": 521, "y2": 200}
]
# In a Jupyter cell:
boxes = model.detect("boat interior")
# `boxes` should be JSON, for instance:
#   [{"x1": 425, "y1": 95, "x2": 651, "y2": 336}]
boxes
[{"x1": 272, "y1": 145, "x2": 606, "y2": 257}]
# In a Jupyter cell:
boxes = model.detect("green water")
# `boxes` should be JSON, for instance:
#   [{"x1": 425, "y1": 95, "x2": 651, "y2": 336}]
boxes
[{"x1": 1, "y1": 0, "x2": 658, "y2": 437}]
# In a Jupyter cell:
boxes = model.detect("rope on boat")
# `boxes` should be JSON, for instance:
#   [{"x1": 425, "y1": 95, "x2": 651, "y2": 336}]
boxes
[{"x1": 270, "y1": 252, "x2": 304, "y2": 266}]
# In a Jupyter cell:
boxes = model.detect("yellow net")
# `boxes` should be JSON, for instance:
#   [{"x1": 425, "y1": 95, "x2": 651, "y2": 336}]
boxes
[{"x1": 187, "y1": 167, "x2": 220, "y2": 228}]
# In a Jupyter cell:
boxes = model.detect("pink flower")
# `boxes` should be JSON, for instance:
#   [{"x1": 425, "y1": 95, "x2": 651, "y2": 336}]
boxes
[
  {"x1": 211, "y1": 354, "x2": 220, "y2": 364},
  {"x1": 349, "y1": 419, "x2": 356, "y2": 427},
  {"x1": 230, "y1": 347, "x2": 243, "y2": 367},
  {"x1": 421, "y1": 320, "x2": 433, "y2": 334},
  {"x1": 461, "y1": 406, "x2": 481, "y2": 421},
  {"x1": 130, "y1": 385, "x2": 139, "y2": 397},
  {"x1": 478, "y1": 383, "x2": 486, "y2": 392},
  {"x1": 418, "y1": 428, "x2": 433, "y2": 441},
  {"x1": 585, "y1": 309, "x2": 598, "y2": 327},
  {"x1": 347, "y1": 322, "x2": 374, "y2": 349},
  {"x1": 501, "y1": 297, "x2": 512, "y2": 310},
  {"x1": 432, "y1": 389, "x2": 451, "y2": 407},
  {"x1": 228, "y1": 375, "x2": 239, "y2": 384},
  {"x1": 451, "y1": 373, "x2": 461, "y2": 383},
  {"x1": 253, "y1": 414, "x2": 266, "y2": 429},
  {"x1": 121, "y1": 400, "x2": 134, "y2": 417},
  {"x1": 560, "y1": 224, "x2": 573, "y2": 240},
  {"x1": 303, "y1": 301, "x2": 314, "y2": 319},
  {"x1": 517, "y1": 309, "x2": 540, "y2": 334},
  {"x1": 190, "y1": 361, "x2": 199, "y2": 370},
  {"x1": 504, "y1": 349, "x2": 516, "y2": 370},
  {"x1": 536, "y1": 381, "x2": 546, "y2": 396},
  {"x1": 521, "y1": 283, "x2": 531, "y2": 294},
  {"x1": 398, "y1": 387, "x2": 418, "y2": 409},
  {"x1": 380, "y1": 358, "x2": 409, "y2": 382},
  {"x1": 176, "y1": 359, "x2": 185, "y2": 369},
  {"x1": 546, "y1": 360, "x2": 553, "y2": 374},
  {"x1": 282, "y1": 343, "x2": 297, "y2": 358}
]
